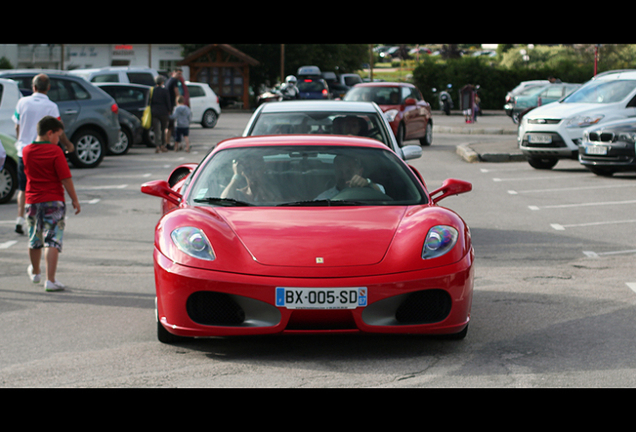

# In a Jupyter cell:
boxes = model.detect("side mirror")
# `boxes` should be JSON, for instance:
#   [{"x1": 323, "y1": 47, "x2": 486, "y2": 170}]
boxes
[
  {"x1": 430, "y1": 178, "x2": 472, "y2": 204},
  {"x1": 141, "y1": 180, "x2": 182, "y2": 206},
  {"x1": 402, "y1": 144, "x2": 422, "y2": 160},
  {"x1": 405, "y1": 97, "x2": 416, "y2": 106}
]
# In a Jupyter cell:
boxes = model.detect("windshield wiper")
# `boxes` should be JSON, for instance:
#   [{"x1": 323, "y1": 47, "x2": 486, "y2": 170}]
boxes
[
  {"x1": 277, "y1": 199, "x2": 366, "y2": 207},
  {"x1": 193, "y1": 197, "x2": 253, "y2": 207}
]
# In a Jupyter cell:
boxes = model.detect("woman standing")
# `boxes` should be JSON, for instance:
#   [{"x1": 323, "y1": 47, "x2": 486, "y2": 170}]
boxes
[{"x1": 150, "y1": 75, "x2": 171, "y2": 153}]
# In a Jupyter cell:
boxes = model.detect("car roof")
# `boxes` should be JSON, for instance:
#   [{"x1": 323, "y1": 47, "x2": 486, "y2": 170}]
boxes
[
  {"x1": 94, "y1": 82, "x2": 151, "y2": 89},
  {"x1": 0, "y1": 69, "x2": 74, "y2": 77},
  {"x1": 257, "y1": 100, "x2": 380, "y2": 114},
  {"x1": 215, "y1": 134, "x2": 389, "y2": 151},
  {"x1": 352, "y1": 82, "x2": 413, "y2": 88},
  {"x1": 593, "y1": 69, "x2": 636, "y2": 80}
]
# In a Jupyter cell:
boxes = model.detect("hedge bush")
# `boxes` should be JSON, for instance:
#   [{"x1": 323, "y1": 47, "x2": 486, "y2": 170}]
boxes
[{"x1": 412, "y1": 56, "x2": 597, "y2": 110}]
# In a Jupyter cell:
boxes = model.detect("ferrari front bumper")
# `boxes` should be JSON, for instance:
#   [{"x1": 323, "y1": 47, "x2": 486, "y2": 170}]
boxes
[{"x1": 154, "y1": 248, "x2": 473, "y2": 338}]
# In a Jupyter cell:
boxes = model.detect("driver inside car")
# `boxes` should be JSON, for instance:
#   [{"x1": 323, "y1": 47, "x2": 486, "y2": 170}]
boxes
[{"x1": 315, "y1": 154, "x2": 384, "y2": 200}]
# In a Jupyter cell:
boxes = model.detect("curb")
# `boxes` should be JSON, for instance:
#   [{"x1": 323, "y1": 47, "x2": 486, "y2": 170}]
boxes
[
  {"x1": 455, "y1": 143, "x2": 526, "y2": 163},
  {"x1": 434, "y1": 126, "x2": 516, "y2": 135}
]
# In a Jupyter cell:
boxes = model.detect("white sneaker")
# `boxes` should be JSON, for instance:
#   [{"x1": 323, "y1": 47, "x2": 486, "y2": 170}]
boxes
[
  {"x1": 27, "y1": 265, "x2": 41, "y2": 283},
  {"x1": 44, "y1": 280, "x2": 65, "y2": 292}
]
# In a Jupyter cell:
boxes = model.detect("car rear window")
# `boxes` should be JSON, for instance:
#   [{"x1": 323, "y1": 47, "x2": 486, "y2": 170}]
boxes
[
  {"x1": 127, "y1": 72, "x2": 155, "y2": 86},
  {"x1": 91, "y1": 74, "x2": 119, "y2": 83}
]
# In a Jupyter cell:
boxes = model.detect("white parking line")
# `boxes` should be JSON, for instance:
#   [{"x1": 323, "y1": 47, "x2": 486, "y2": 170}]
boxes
[
  {"x1": 0, "y1": 240, "x2": 18, "y2": 249},
  {"x1": 508, "y1": 183, "x2": 636, "y2": 195},
  {"x1": 627, "y1": 283, "x2": 636, "y2": 294},
  {"x1": 76, "y1": 184, "x2": 128, "y2": 190},
  {"x1": 530, "y1": 199, "x2": 636, "y2": 210},
  {"x1": 551, "y1": 219, "x2": 636, "y2": 230},
  {"x1": 583, "y1": 249, "x2": 636, "y2": 258},
  {"x1": 493, "y1": 175, "x2": 574, "y2": 182}
]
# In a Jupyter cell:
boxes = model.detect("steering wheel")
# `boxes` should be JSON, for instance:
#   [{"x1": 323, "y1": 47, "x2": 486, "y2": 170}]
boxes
[{"x1": 332, "y1": 186, "x2": 392, "y2": 201}]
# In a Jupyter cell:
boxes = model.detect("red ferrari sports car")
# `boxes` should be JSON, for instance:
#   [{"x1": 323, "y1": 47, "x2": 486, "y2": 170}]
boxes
[{"x1": 141, "y1": 134, "x2": 473, "y2": 343}]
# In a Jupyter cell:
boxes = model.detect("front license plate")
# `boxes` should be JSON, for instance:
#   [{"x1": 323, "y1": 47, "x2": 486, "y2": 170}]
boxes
[
  {"x1": 585, "y1": 145, "x2": 608, "y2": 155},
  {"x1": 528, "y1": 133, "x2": 552, "y2": 144},
  {"x1": 276, "y1": 287, "x2": 367, "y2": 309}
]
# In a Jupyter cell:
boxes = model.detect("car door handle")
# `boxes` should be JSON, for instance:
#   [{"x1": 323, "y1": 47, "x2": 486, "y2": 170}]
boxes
[{"x1": 64, "y1": 110, "x2": 78, "y2": 115}]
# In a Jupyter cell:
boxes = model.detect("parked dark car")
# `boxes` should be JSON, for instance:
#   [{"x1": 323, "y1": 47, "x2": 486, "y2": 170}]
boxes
[
  {"x1": 0, "y1": 69, "x2": 120, "y2": 168},
  {"x1": 579, "y1": 118, "x2": 636, "y2": 176},
  {"x1": 112, "y1": 109, "x2": 143, "y2": 155},
  {"x1": 94, "y1": 82, "x2": 153, "y2": 146}
]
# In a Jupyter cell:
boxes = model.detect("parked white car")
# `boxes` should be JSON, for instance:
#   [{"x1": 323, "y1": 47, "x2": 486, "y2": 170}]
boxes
[
  {"x1": 185, "y1": 81, "x2": 221, "y2": 128},
  {"x1": 69, "y1": 67, "x2": 159, "y2": 87},
  {"x1": 518, "y1": 69, "x2": 636, "y2": 169},
  {"x1": 0, "y1": 78, "x2": 21, "y2": 138}
]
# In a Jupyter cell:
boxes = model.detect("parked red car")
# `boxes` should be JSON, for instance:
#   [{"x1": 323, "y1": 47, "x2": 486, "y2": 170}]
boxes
[
  {"x1": 141, "y1": 134, "x2": 473, "y2": 343},
  {"x1": 345, "y1": 82, "x2": 433, "y2": 146}
]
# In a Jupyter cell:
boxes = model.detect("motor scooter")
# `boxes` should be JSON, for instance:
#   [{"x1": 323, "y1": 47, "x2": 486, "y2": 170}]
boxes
[{"x1": 433, "y1": 84, "x2": 454, "y2": 115}]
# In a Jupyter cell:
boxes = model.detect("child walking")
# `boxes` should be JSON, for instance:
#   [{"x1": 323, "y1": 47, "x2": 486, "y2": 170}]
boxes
[
  {"x1": 169, "y1": 95, "x2": 192, "y2": 152},
  {"x1": 23, "y1": 116, "x2": 81, "y2": 292}
]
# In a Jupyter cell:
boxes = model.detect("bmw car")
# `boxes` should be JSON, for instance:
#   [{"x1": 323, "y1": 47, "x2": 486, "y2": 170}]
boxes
[
  {"x1": 579, "y1": 117, "x2": 636, "y2": 176},
  {"x1": 141, "y1": 134, "x2": 473, "y2": 343}
]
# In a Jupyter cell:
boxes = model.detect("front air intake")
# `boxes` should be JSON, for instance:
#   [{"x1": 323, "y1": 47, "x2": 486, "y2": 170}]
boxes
[
  {"x1": 395, "y1": 290, "x2": 452, "y2": 324},
  {"x1": 187, "y1": 292, "x2": 246, "y2": 325}
]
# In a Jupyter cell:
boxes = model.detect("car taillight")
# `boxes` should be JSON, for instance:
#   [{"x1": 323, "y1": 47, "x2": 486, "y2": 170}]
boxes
[
  {"x1": 322, "y1": 89, "x2": 328, "y2": 97},
  {"x1": 111, "y1": 103, "x2": 119, "y2": 114}
]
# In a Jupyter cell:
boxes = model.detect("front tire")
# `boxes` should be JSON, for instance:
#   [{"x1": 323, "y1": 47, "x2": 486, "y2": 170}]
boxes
[
  {"x1": 527, "y1": 157, "x2": 558, "y2": 170},
  {"x1": 0, "y1": 160, "x2": 17, "y2": 204}
]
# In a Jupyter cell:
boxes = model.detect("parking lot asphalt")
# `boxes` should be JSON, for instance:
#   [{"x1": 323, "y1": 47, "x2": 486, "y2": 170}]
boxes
[{"x1": 431, "y1": 110, "x2": 524, "y2": 163}]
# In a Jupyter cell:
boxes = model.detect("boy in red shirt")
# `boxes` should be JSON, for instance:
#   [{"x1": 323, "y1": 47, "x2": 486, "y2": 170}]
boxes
[{"x1": 23, "y1": 116, "x2": 81, "y2": 292}]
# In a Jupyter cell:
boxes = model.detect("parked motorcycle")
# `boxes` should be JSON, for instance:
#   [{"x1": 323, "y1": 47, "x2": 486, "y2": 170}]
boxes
[{"x1": 433, "y1": 84, "x2": 454, "y2": 115}]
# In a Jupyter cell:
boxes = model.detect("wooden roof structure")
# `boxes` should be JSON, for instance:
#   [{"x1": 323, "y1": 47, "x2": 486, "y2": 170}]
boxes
[{"x1": 178, "y1": 44, "x2": 260, "y2": 109}]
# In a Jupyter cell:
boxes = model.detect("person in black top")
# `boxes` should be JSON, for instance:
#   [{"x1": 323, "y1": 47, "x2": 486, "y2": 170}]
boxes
[
  {"x1": 164, "y1": 69, "x2": 183, "y2": 149},
  {"x1": 150, "y1": 75, "x2": 172, "y2": 153}
]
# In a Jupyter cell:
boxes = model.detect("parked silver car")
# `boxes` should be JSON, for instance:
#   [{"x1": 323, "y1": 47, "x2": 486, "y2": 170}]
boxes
[{"x1": 0, "y1": 69, "x2": 121, "y2": 168}]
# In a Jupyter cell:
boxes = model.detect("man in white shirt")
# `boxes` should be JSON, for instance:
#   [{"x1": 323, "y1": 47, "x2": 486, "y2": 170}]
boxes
[{"x1": 13, "y1": 74, "x2": 74, "y2": 234}]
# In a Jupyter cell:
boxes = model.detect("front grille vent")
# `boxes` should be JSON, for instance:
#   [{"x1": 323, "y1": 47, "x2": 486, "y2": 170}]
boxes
[{"x1": 588, "y1": 132, "x2": 615, "y2": 142}]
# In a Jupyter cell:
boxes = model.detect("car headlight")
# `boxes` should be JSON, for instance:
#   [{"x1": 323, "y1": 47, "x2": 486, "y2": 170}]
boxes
[
  {"x1": 384, "y1": 109, "x2": 399, "y2": 122},
  {"x1": 171, "y1": 226, "x2": 215, "y2": 261},
  {"x1": 422, "y1": 225, "x2": 458, "y2": 259},
  {"x1": 618, "y1": 132, "x2": 636, "y2": 143},
  {"x1": 565, "y1": 114, "x2": 604, "y2": 128}
]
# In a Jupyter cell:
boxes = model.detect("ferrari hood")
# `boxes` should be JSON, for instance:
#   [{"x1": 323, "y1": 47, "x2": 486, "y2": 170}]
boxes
[{"x1": 215, "y1": 207, "x2": 407, "y2": 267}]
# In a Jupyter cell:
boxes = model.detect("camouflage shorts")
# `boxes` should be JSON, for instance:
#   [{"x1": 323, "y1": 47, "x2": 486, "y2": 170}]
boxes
[{"x1": 26, "y1": 201, "x2": 66, "y2": 252}]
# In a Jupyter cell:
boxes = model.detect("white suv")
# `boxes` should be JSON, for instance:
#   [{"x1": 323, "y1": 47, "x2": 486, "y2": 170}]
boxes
[{"x1": 518, "y1": 70, "x2": 636, "y2": 169}]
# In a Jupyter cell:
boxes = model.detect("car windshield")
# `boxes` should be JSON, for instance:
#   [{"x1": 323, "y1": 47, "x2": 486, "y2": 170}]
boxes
[
  {"x1": 562, "y1": 79, "x2": 636, "y2": 104},
  {"x1": 248, "y1": 111, "x2": 392, "y2": 148},
  {"x1": 344, "y1": 86, "x2": 402, "y2": 105},
  {"x1": 188, "y1": 145, "x2": 426, "y2": 207}
]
